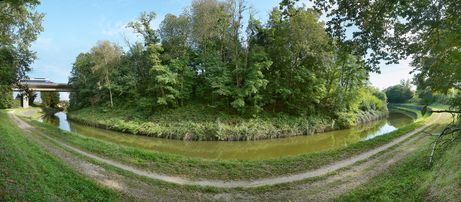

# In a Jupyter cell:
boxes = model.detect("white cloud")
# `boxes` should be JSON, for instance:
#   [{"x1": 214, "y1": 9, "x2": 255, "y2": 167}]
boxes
[
  {"x1": 32, "y1": 36, "x2": 61, "y2": 53},
  {"x1": 369, "y1": 58, "x2": 415, "y2": 90}
]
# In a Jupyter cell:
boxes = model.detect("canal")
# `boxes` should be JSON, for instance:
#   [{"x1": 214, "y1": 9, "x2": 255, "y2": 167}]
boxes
[{"x1": 40, "y1": 112, "x2": 414, "y2": 160}]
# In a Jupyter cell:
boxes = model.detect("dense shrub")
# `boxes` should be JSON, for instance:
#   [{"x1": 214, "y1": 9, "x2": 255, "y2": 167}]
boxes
[
  {"x1": 385, "y1": 80, "x2": 414, "y2": 103},
  {"x1": 0, "y1": 85, "x2": 13, "y2": 109},
  {"x1": 69, "y1": 102, "x2": 388, "y2": 141}
]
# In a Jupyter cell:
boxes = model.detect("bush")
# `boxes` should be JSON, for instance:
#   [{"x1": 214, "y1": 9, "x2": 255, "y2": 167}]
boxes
[
  {"x1": 41, "y1": 91, "x2": 60, "y2": 108},
  {"x1": 0, "y1": 85, "x2": 14, "y2": 109},
  {"x1": 385, "y1": 80, "x2": 414, "y2": 103}
]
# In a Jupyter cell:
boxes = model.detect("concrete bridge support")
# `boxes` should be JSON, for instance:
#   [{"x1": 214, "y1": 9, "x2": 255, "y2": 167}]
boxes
[{"x1": 21, "y1": 93, "x2": 29, "y2": 108}]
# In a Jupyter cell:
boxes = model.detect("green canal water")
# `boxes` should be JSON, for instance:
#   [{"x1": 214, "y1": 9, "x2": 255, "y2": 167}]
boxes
[{"x1": 41, "y1": 112, "x2": 413, "y2": 160}]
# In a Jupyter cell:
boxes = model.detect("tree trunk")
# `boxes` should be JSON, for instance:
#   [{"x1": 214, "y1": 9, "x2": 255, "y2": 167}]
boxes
[
  {"x1": 109, "y1": 86, "x2": 114, "y2": 108},
  {"x1": 107, "y1": 73, "x2": 113, "y2": 108}
]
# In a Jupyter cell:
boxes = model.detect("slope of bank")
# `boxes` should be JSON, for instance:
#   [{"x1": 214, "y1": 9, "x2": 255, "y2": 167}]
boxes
[
  {"x1": 19, "y1": 108, "x2": 432, "y2": 181},
  {"x1": 67, "y1": 104, "x2": 388, "y2": 141},
  {"x1": 339, "y1": 132, "x2": 460, "y2": 201},
  {"x1": 0, "y1": 110, "x2": 128, "y2": 201},
  {"x1": 7, "y1": 107, "x2": 453, "y2": 201}
]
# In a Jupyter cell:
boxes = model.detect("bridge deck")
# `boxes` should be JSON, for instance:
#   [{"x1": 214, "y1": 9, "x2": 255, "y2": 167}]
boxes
[{"x1": 13, "y1": 82, "x2": 73, "y2": 92}]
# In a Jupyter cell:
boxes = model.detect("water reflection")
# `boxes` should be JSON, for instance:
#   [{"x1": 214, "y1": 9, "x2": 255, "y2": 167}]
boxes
[{"x1": 43, "y1": 111, "x2": 414, "y2": 160}]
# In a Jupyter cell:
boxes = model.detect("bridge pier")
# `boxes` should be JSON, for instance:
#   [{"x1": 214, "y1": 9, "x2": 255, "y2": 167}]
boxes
[{"x1": 21, "y1": 93, "x2": 29, "y2": 108}]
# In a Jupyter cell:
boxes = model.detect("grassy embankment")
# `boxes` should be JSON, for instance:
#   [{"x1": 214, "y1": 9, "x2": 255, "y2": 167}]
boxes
[
  {"x1": 339, "y1": 132, "x2": 460, "y2": 201},
  {"x1": 0, "y1": 110, "x2": 127, "y2": 201},
  {"x1": 24, "y1": 107, "x2": 432, "y2": 181},
  {"x1": 339, "y1": 103, "x2": 460, "y2": 201},
  {"x1": 67, "y1": 104, "x2": 388, "y2": 141}
]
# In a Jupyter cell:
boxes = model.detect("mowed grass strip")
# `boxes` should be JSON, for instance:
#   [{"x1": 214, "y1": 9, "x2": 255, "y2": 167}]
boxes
[
  {"x1": 0, "y1": 111, "x2": 126, "y2": 201},
  {"x1": 337, "y1": 133, "x2": 460, "y2": 201},
  {"x1": 26, "y1": 112, "x2": 433, "y2": 181}
]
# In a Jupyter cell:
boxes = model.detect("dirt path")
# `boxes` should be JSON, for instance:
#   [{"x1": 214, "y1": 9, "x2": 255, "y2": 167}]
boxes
[{"x1": 8, "y1": 110, "x2": 444, "y2": 189}]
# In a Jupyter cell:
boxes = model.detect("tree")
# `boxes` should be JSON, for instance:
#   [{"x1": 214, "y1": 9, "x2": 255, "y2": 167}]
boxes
[
  {"x1": 41, "y1": 91, "x2": 60, "y2": 108},
  {"x1": 384, "y1": 80, "x2": 414, "y2": 103},
  {"x1": 312, "y1": 0, "x2": 461, "y2": 86},
  {"x1": 0, "y1": 0, "x2": 43, "y2": 108},
  {"x1": 148, "y1": 44, "x2": 179, "y2": 107},
  {"x1": 159, "y1": 13, "x2": 194, "y2": 106},
  {"x1": 90, "y1": 41, "x2": 123, "y2": 108},
  {"x1": 312, "y1": 0, "x2": 461, "y2": 163},
  {"x1": 159, "y1": 13, "x2": 191, "y2": 62},
  {"x1": 69, "y1": 53, "x2": 99, "y2": 109},
  {"x1": 229, "y1": 15, "x2": 271, "y2": 115},
  {"x1": 261, "y1": 5, "x2": 332, "y2": 114},
  {"x1": 67, "y1": 1, "x2": 385, "y2": 121},
  {"x1": 127, "y1": 11, "x2": 159, "y2": 46}
]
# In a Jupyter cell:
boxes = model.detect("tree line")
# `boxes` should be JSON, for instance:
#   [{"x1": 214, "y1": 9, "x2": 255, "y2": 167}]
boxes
[{"x1": 69, "y1": 0, "x2": 386, "y2": 118}]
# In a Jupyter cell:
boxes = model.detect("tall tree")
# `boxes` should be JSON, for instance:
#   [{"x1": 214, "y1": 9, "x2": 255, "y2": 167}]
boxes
[
  {"x1": 90, "y1": 41, "x2": 122, "y2": 108},
  {"x1": 148, "y1": 44, "x2": 179, "y2": 107},
  {"x1": 261, "y1": 5, "x2": 332, "y2": 114},
  {"x1": 127, "y1": 11, "x2": 159, "y2": 46},
  {"x1": 69, "y1": 53, "x2": 99, "y2": 109},
  {"x1": 0, "y1": 0, "x2": 43, "y2": 108},
  {"x1": 159, "y1": 13, "x2": 194, "y2": 106},
  {"x1": 190, "y1": 0, "x2": 248, "y2": 105},
  {"x1": 159, "y1": 13, "x2": 191, "y2": 62}
]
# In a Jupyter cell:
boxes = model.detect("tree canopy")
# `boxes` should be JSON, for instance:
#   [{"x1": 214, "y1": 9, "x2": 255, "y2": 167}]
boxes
[
  {"x1": 41, "y1": 91, "x2": 60, "y2": 108},
  {"x1": 311, "y1": 0, "x2": 461, "y2": 108},
  {"x1": 384, "y1": 80, "x2": 414, "y2": 103},
  {"x1": 0, "y1": 0, "x2": 43, "y2": 108},
  {"x1": 69, "y1": 0, "x2": 386, "y2": 124}
]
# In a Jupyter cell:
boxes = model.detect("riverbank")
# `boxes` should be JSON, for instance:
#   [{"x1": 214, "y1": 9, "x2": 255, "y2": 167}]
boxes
[
  {"x1": 339, "y1": 128, "x2": 460, "y2": 201},
  {"x1": 6, "y1": 107, "x2": 456, "y2": 200},
  {"x1": 0, "y1": 110, "x2": 128, "y2": 201},
  {"x1": 67, "y1": 104, "x2": 388, "y2": 141},
  {"x1": 20, "y1": 108, "x2": 431, "y2": 181}
]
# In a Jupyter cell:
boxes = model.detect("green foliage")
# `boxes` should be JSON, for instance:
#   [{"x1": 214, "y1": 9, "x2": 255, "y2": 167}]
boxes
[
  {"x1": 0, "y1": 1, "x2": 43, "y2": 108},
  {"x1": 312, "y1": 0, "x2": 461, "y2": 118},
  {"x1": 0, "y1": 85, "x2": 13, "y2": 108},
  {"x1": 90, "y1": 41, "x2": 123, "y2": 108},
  {"x1": 41, "y1": 91, "x2": 60, "y2": 108},
  {"x1": 385, "y1": 80, "x2": 414, "y2": 103},
  {"x1": 414, "y1": 87, "x2": 457, "y2": 106},
  {"x1": 69, "y1": 0, "x2": 386, "y2": 125},
  {"x1": 359, "y1": 88, "x2": 387, "y2": 112},
  {"x1": 148, "y1": 44, "x2": 179, "y2": 107},
  {"x1": 69, "y1": 103, "x2": 389, "y2": 141},
  {"x1": 127, "y1": 11, "x2": 159, "y2": 46},
  {"x1": 69, "y1": 53, "x2": 98, "y2": 109},
  {"x1": 261, "y1": 7, "x2": 331, "y2": 115}
]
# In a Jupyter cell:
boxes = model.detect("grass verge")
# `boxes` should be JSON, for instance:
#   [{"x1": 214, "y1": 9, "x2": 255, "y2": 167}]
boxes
[
  {"x1": 0, "y1": 110, "x2": 127, "y2": 201},
  {"x1": 24, "y1": 112, "x2": 433, "y2": 180},
  {"x1": 337, "y1": 136, "x2": 460, "y2": 201}
]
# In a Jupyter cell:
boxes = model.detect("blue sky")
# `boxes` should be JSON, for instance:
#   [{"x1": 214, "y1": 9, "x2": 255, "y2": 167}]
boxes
[{"x1": 29, "y1": 0, "x2": 414, "y2": 100}]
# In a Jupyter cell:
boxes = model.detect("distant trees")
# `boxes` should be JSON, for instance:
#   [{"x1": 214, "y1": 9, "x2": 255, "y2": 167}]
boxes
[
  {"x1": 41, "y1": 92, "x2": 60, "y2": 108},
  {"x1": 68, "y1": 0, "x2": 385, "y2": 119},
  {"x1": 385, "y1": 80, "x2": 414, "y2": 103},
  {"x1": 0, "y1": 0, "x2": 43, "y2": 108}
]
